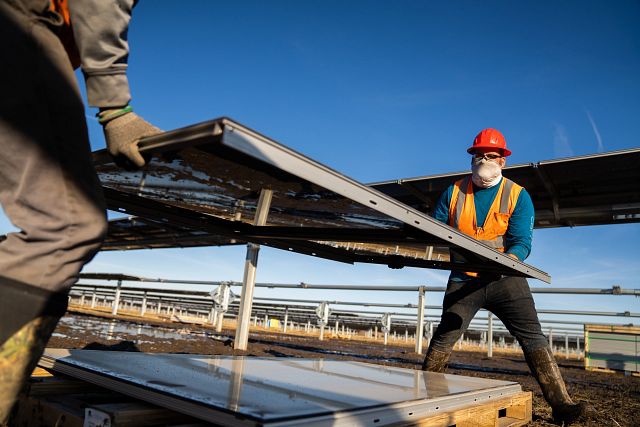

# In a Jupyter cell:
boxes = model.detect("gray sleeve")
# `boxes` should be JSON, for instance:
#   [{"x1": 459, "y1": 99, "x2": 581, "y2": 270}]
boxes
[{"x1": 68, "y1": 0, "x2": 136, "y2": 108}]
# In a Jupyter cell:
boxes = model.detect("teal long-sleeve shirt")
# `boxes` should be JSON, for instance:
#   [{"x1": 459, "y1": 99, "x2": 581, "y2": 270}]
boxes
[{"x1": 432, "y1": 177, "x2": 535, "y2": 264}]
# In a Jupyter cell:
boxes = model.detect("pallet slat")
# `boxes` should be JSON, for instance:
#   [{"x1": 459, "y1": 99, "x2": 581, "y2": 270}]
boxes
[
  {"x1": 14, "y1": 375, "x2": 203, "y2": 427},
  {"x1": 85, "y1": 402, "x2": 200, "y2": 427},
  {"x1": 585, "y1": 366, "x2": 640, "y2": 377}
]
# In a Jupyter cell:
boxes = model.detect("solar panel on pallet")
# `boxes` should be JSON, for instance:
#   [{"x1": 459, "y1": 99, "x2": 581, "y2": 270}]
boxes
[
  {"x1": 40, "y1": 349, "x2": 526, "y2": 427},
  {"x1": 94, "y1": 117, "x2": 550, "y2": 282}
]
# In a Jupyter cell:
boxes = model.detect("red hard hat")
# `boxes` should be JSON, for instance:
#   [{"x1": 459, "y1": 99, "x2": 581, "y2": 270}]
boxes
[{"x1": 467, "y1": 128, "x2": 512, "y2": 157}]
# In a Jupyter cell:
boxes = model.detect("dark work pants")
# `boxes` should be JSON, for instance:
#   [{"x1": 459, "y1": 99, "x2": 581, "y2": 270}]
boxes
[
  {"x1": 428, "y1": 275, "x2": 548, "y2": 354},
  {"x1": 0, "y1": 2, "x2": 107, "y2": 342}
]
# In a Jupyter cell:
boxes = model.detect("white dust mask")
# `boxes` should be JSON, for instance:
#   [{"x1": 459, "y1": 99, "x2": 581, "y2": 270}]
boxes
[{"x1": 471, "y1": 157, "x2": 502, "y2": 188}]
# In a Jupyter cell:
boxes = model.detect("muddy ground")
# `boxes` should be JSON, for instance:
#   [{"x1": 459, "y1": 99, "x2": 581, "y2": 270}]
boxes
[{"x1": 47, "y1": 312, "x2": 640, "y2": 427}]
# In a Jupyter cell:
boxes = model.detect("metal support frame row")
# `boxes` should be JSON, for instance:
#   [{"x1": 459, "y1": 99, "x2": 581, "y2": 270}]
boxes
[
  {"x1": 78, "y1": 274, "x2": 640, "y2": 296},
  {"x1": 70, "y1": 278, "x2": 636, "y2": 358},
  {"x1": 68, "y1": 288, "x2": 592, "y2": 359}
]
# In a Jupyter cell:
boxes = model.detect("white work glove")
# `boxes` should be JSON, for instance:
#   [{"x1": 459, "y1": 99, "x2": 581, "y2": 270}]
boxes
[{"x1": 98, "y1": 105, "x2": 161, "y2": 169}]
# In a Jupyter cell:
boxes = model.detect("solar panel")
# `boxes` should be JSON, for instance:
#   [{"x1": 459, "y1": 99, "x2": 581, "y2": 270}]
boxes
[
  {"x1": 40, "y1": 349, "x2": 524, "y2": 426},
  {"x1": 103, "y1": 216, "x2": 244, "y2": 250},
  {"x1": 94, "y1": 117, "x2": 550, "y2": 282},
  {"x1": 370, "y1": 148, "x2": 640, "y2": 229}
]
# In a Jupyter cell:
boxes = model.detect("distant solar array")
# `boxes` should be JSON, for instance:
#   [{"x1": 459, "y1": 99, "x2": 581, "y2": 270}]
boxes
[{"x1": 94, "y1": 117, "x2": 550, "y2": 282}]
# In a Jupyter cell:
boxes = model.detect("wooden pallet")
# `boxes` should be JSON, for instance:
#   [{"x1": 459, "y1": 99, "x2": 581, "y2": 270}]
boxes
[
  {"x1": 409, "y1": 391, "x2": 532, "y2": 427},
  {"x1": 585, "y1": 365, "x2": 640, "y2": 377}
]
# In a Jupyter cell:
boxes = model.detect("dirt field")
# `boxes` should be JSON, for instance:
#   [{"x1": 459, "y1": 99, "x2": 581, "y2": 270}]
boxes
[{"x1": 47, "y1": 311, "x2": 640, "y2": 426}]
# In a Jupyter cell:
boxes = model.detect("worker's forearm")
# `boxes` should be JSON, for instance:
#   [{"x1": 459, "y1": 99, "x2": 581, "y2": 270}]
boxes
[
  {"x1": 68, "y1": 0, "x2": 136, "y2": 108},
  {"x1": 505, "y1": 190, "x2": 534, "y2": 261},
  {"x1": 432, "y1": 185, "x2": 453, "y2": 223},
  {"x1": 506, "y1": 249, "x2": 523, "y2": 261}
]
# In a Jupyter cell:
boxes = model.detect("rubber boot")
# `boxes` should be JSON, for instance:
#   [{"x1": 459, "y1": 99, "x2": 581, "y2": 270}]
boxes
[
  {"x1": 421, "y1": 347, "x2": 451, "y2": 372},
  {"x1": 0, "y1": 315, "x2": 62, "y2": 424},
  {"x1": 0, "y1": 278, "x2": 68, "y2": 425},
  {"x1": 524, "y1": 346, "x2": 587, "y2": 425}
]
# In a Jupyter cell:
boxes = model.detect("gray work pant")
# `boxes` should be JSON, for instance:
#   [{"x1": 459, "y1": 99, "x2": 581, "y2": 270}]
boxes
[
  {"x1": 0, "y1": 3, "x2": 107, "y2": 294},
  {"x1": 429, "y1": 276, "x2": 548, "y2": 354}
]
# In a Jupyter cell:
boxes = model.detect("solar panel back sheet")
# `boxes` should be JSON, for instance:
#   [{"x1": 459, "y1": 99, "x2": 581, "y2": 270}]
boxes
[
  {"x1": 94, "y1": 118, "x2": 550, "y2": 282},
  {"x1": 102, "y1": 216, "x2": 244, "y2": 250},
  {"x1": 40, "y1": 349, "x2": 524, "y2": 426},
  {"x1": 370, "y1": 147, "x2": 640, "y2": 229}
]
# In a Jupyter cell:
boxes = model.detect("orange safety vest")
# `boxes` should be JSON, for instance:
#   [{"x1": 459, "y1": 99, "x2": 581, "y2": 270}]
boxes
[{"x1": 448, "y1": 176, "x2": 523, "y2": 276}]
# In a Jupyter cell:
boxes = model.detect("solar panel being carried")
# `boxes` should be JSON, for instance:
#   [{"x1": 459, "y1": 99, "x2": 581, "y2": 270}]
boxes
[{"x1": 94, "y1": 117, "x2": 550, "y2": 282}]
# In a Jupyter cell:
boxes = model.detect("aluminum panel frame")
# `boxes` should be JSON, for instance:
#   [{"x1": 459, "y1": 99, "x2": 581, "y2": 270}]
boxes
[{"x1": 218, "y1": 119, "x2": 549, "y2": 283}]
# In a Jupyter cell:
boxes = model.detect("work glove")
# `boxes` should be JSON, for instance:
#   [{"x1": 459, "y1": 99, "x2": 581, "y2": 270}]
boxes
[{"x1": 98, "y1": 105, "x2": 161, "y2": 169}]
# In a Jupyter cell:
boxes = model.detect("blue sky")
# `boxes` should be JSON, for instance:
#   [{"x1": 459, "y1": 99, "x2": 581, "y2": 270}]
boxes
[{"x1": 1, "y1": 1, "x2": 639, "y2": 329}]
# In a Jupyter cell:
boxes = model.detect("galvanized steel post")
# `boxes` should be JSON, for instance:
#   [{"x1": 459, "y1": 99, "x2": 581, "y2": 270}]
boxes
[
  {"x1": 141, "y1": 291, "x2": 148, "y2": 316},
  {"x1": 487, "y1": 312, "x2": 493, "y2": 358},
  {"x1": 283, "y1": 307, "x2": 289, "y2": 333},
  {"x1": 234, "y1": 189, "x2": 273, "y2": 351},
  {"x1": 112, "y1": 279, "x2": 122, "y2": 315},
  {"x1": 415, "y1": 286, "x2": 425, "y2": 354},
  {"x1": 216, "y1": 310, "x2": 224, "y2": 332}
]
